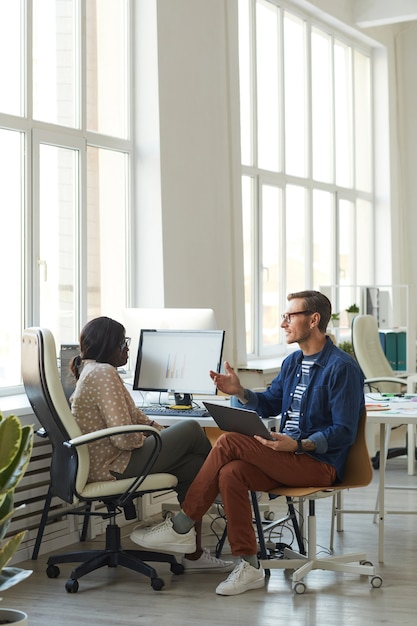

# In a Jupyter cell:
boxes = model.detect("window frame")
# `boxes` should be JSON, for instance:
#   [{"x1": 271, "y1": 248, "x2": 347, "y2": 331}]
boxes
[
  {"x1": 0, "y1": 0, "x2": 133, "y2": 395},
  {"x1": 239, "y1": 0, "x2": 375, "y2": 360}
]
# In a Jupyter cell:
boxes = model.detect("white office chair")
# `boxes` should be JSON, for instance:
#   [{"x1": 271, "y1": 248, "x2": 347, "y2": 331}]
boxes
[
  {"x1": 351, "y1": 314, "x2": 417, "y2": 471},
  {"x1": 352, "y1": 314, "x2": 407, "y2": 392}
]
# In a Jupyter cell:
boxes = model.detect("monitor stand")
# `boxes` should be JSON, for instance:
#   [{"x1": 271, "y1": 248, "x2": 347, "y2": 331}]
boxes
[{"x1": 174, "y1": 392, "x2": 192, "y2": 406}]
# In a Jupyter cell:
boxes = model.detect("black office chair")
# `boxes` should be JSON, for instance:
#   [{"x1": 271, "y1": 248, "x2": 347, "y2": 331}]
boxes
[{"x1": 22, "y1": 327, "x2": 184, "y2": 592}]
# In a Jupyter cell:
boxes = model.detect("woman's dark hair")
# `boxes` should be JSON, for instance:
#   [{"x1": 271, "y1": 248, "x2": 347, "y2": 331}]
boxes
[
  {"x1": 287, "y1": 290, "x2": 332, "y2": 333},
  {"x1": 71, "y1": 316, "x2": 126, "y2": 380}
]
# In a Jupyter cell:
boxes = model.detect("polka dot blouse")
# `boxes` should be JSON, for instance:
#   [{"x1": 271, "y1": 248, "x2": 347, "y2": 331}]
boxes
[{"x1": 71, "y1": 360, "x2": 160, "y2": 482}]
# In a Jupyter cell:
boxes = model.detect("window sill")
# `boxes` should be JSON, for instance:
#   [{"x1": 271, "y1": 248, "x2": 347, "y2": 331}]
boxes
[
  {"x1": 0, "y1": 393, "x2": 32, "y2": 417},
  {"x1": 238, "y1": 356, "x2": 287, "y2": 374}
]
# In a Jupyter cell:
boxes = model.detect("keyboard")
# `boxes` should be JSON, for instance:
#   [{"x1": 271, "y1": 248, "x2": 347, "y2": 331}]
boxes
[{"x1": 142, "y1": 405, "x2": 210, "y2": 418}]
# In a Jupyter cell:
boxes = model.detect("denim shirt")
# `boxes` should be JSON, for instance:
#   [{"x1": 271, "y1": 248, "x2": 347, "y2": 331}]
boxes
[{"x1": 232, "y1": 337, "x2": 365, "y2": 481}]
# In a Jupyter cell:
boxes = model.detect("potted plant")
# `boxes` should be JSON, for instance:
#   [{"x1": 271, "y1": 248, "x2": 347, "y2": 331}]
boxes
[
  {"x1": 338, "y1": 340, "x2": 355, "y2": 358},
  {"x1": 330, "y1": 312, "x2": 340, "y2": 328},
  {"x1": 345, "y1": 303, "x2": 359, "y2": 326},
  {"x1": 0, "y1": 412, "x2": 34, "y2": 624}
]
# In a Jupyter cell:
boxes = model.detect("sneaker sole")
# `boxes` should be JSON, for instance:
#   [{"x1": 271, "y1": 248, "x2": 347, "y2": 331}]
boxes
[{"x1": 215, "y1": 577, "x2": 265, "y2": 596}]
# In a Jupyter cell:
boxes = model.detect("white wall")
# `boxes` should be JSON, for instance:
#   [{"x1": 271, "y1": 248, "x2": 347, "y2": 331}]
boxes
[
  {"x1": 392, "y1": 22, "x2": 417, "y2": 289},
  {"x1": 133, "y1": 0, "x2": 246, "y2": 366}
]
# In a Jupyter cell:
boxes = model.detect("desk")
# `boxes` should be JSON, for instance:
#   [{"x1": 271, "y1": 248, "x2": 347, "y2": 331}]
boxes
[
  {"x1": 366, "y1": 406, "x2": 417, "y2": 563},
  {"x1": 128, "y1": 388, "x2": 228, "y2": 429},
  {"x1": 128, "y1": 387, "x2": 278, "y2": 431},
  {"x1": 146, "y1": 412, "x2": 223, "y2": 445},
  {"x1": 149, "y1": 412, "x2": 279, "y2": 446}
]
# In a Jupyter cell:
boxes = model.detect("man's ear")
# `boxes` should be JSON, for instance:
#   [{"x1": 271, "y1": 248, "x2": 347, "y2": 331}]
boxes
[{"x1": 311, "y1": 312, "x2": 320, "y2": 328}]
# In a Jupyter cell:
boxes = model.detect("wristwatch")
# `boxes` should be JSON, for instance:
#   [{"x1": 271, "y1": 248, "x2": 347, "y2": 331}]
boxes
[{"x1": 295, "y1": 439, "x2": 304, "y2": 454}]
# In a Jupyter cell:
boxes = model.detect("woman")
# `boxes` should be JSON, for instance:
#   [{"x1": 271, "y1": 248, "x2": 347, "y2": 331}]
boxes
[{"x1": 70, "y1": 316, "x2": 233, "y2": 573}]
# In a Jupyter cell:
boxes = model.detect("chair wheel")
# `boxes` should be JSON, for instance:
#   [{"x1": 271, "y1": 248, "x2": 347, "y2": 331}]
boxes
[
  {"x1": 65, "y1": 578, "x2": 79, "y2": 593},
  {"x1": 264, "y1": 511, "x2": 275, "y2": 521},
  {"x1": 151, "y1": 577, "x2": 165, "y2": 591},
  {"x1": 360, "y1": 560, "x2": 373, "y2": 567},
  {"x1": 170, "y1": 562, "x2": 185, "y2": 575},
  {"x1": 46, "y1": 564, "x2": 60, "y2": 579},
  {"x1": 293, "y1": 581, "x2": 306, "y2": 594},
  {"x1": 371, "y1": 575, "x2": 383, "y2": 588}
]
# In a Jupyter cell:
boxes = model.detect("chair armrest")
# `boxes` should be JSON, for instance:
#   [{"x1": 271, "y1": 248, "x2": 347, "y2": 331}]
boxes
[
  {"x1": 364, "y1": 376, "x2": 407, "y2": 385},
  {"x1": 406, "y1": 373, "x2": 417, "y2": 393},
  {"x1": 67, "y1": 425, "x2": 163, "y2": 505},
  {"x1": 66, "y1": 424, "x2": 159, "y2": 447}
]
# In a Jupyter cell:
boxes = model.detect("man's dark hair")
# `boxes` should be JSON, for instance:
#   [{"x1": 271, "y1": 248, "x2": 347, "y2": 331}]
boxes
[{"x1": 287, "y1": 290, "x2": 331, "y2": 333}]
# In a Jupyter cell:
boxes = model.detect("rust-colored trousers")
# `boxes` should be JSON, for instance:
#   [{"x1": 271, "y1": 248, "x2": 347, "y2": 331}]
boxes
[{"x1": 182, "y1": 432, "x2": 336, "y2": 555}]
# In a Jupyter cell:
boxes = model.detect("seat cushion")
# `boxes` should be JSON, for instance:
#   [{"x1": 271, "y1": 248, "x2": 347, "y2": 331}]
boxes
[{"x1": 80, "y1": 472, "x2": 178, "y2": 499}]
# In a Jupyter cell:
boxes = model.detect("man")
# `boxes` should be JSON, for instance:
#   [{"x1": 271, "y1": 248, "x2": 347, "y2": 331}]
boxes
[{"x1": 131, "y1": 290, "x2": 365, "y2": 595}]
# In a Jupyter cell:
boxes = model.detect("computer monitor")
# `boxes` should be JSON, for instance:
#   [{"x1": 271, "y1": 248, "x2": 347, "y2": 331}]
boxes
[
  {"x1": 59, "y1": 344, "x2": 80, "y2": 404},
  {"x1": 132, "y1": 329, "x2": 225, "y2": 405}
]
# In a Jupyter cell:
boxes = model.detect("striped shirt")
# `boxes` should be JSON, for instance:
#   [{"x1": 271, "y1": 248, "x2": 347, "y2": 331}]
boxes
[{"x1": 283, "y1": 355, "x2": 318, "y2": 439}]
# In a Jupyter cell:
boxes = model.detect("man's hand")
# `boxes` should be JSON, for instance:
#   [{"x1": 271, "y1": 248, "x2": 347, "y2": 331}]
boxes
[
  {"x1": 209, "y1": 361, "x2": 245, "y2": 399},
  {"x1": 254, "y1": 432, "x2": 298, "y2": 452}
]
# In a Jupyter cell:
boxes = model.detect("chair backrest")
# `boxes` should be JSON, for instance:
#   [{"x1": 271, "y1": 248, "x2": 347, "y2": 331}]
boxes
[
  {"x1": 22, "y1": 327, "x2": 89, "y2": 503},
  {"x1": 337, "y1": 408, "x2": 372, "y2": 488},
  {"x1": 352, "y1": 314, "x2": 399, "y2": 393}
]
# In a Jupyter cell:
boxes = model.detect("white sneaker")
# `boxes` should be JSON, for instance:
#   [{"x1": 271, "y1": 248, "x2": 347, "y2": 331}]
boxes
[
  {"x1": 182, "y1": 548, "x2": 235, "y2": 573},
  {"x1": 215, "y1": 560, "x2": 265, "y2": 596},
  {"x1": 130, "y1": 517, "x2": 196, "y2": 554}
]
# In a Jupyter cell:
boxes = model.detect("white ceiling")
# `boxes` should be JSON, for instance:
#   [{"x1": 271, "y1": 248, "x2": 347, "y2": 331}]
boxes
[{"x1": 354, "y1": 0, "x2": 417, "y2": 27}]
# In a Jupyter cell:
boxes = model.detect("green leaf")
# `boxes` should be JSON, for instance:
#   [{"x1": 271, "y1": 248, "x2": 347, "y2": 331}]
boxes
[
  {"x1": 0, "y1": 565, "x2": 32, "y2": 592},
  {"x1": 0, "y1": 491, "x2": 14, "y2": 541},
  {"x1": 0, "y1": 422, "x2": 33, "y2": 493},
  {"x1": 0, "y1": 532, "x2": 26, "y2": 572},
  {"x1": 0, "y1": 415, "x2": 21, "y2": 478},
  {"x1": 0, "y1": 414, "x2": 34, "y2": 585}
]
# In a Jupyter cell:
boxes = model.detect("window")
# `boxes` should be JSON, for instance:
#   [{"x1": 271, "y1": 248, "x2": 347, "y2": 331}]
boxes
[
  {"x1": 239, "y1": 0, "x2": 374, "y2": 357},
  {"x1": 0, "y1": 0, "x2": 132, "y2": 392}
]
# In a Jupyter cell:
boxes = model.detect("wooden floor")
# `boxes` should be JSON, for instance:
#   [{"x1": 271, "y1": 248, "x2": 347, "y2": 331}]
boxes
[{"x1": 5, "y1": 457, "x2": 417, "y2": 625}]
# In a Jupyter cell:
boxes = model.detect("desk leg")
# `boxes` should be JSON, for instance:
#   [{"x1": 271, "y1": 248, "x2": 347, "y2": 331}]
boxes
[
  {"x1": 378, "y1": 423, "x2": 386, "y2": 563},
  {"x1": 406, "y1": 376, "x2": 417, "y2": 476},
  {"x1": 407, "y1": 424, "x2": 416, "y2": 476}
]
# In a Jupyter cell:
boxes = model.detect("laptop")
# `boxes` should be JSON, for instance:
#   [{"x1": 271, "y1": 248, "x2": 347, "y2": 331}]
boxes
[{"x1": 203, "y1": 402, "x2": 274, "y2": 440}]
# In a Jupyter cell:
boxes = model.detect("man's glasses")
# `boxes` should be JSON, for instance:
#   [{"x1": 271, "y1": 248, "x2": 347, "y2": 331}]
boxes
[
  {"x1": 120, "y1": 337, "x2": 131, "y2": 351},
  {"x1": 281, "y1": 311, "x2": 313, "y2": 324}
]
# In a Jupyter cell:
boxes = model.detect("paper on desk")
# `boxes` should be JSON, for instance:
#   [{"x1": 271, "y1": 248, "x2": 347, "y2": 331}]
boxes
[
  {"x1": 365, "y1": 394, "x2": 389, "y2": 408},
  {"x1": 366, "y1": 402, "x2": 417, "y2": 414},
  {"x1": 365, "y1": 393, "x2": 417, "y2": 412},
  {"x1": 365, "y1": 394, "x2": 387, "y2": 402},
  {"x1": 386, "y1": 403, "x2": 417, "y2": 412},
  {"x1": 365, "y1": 404, "x2": 390, "y2": 411}
]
